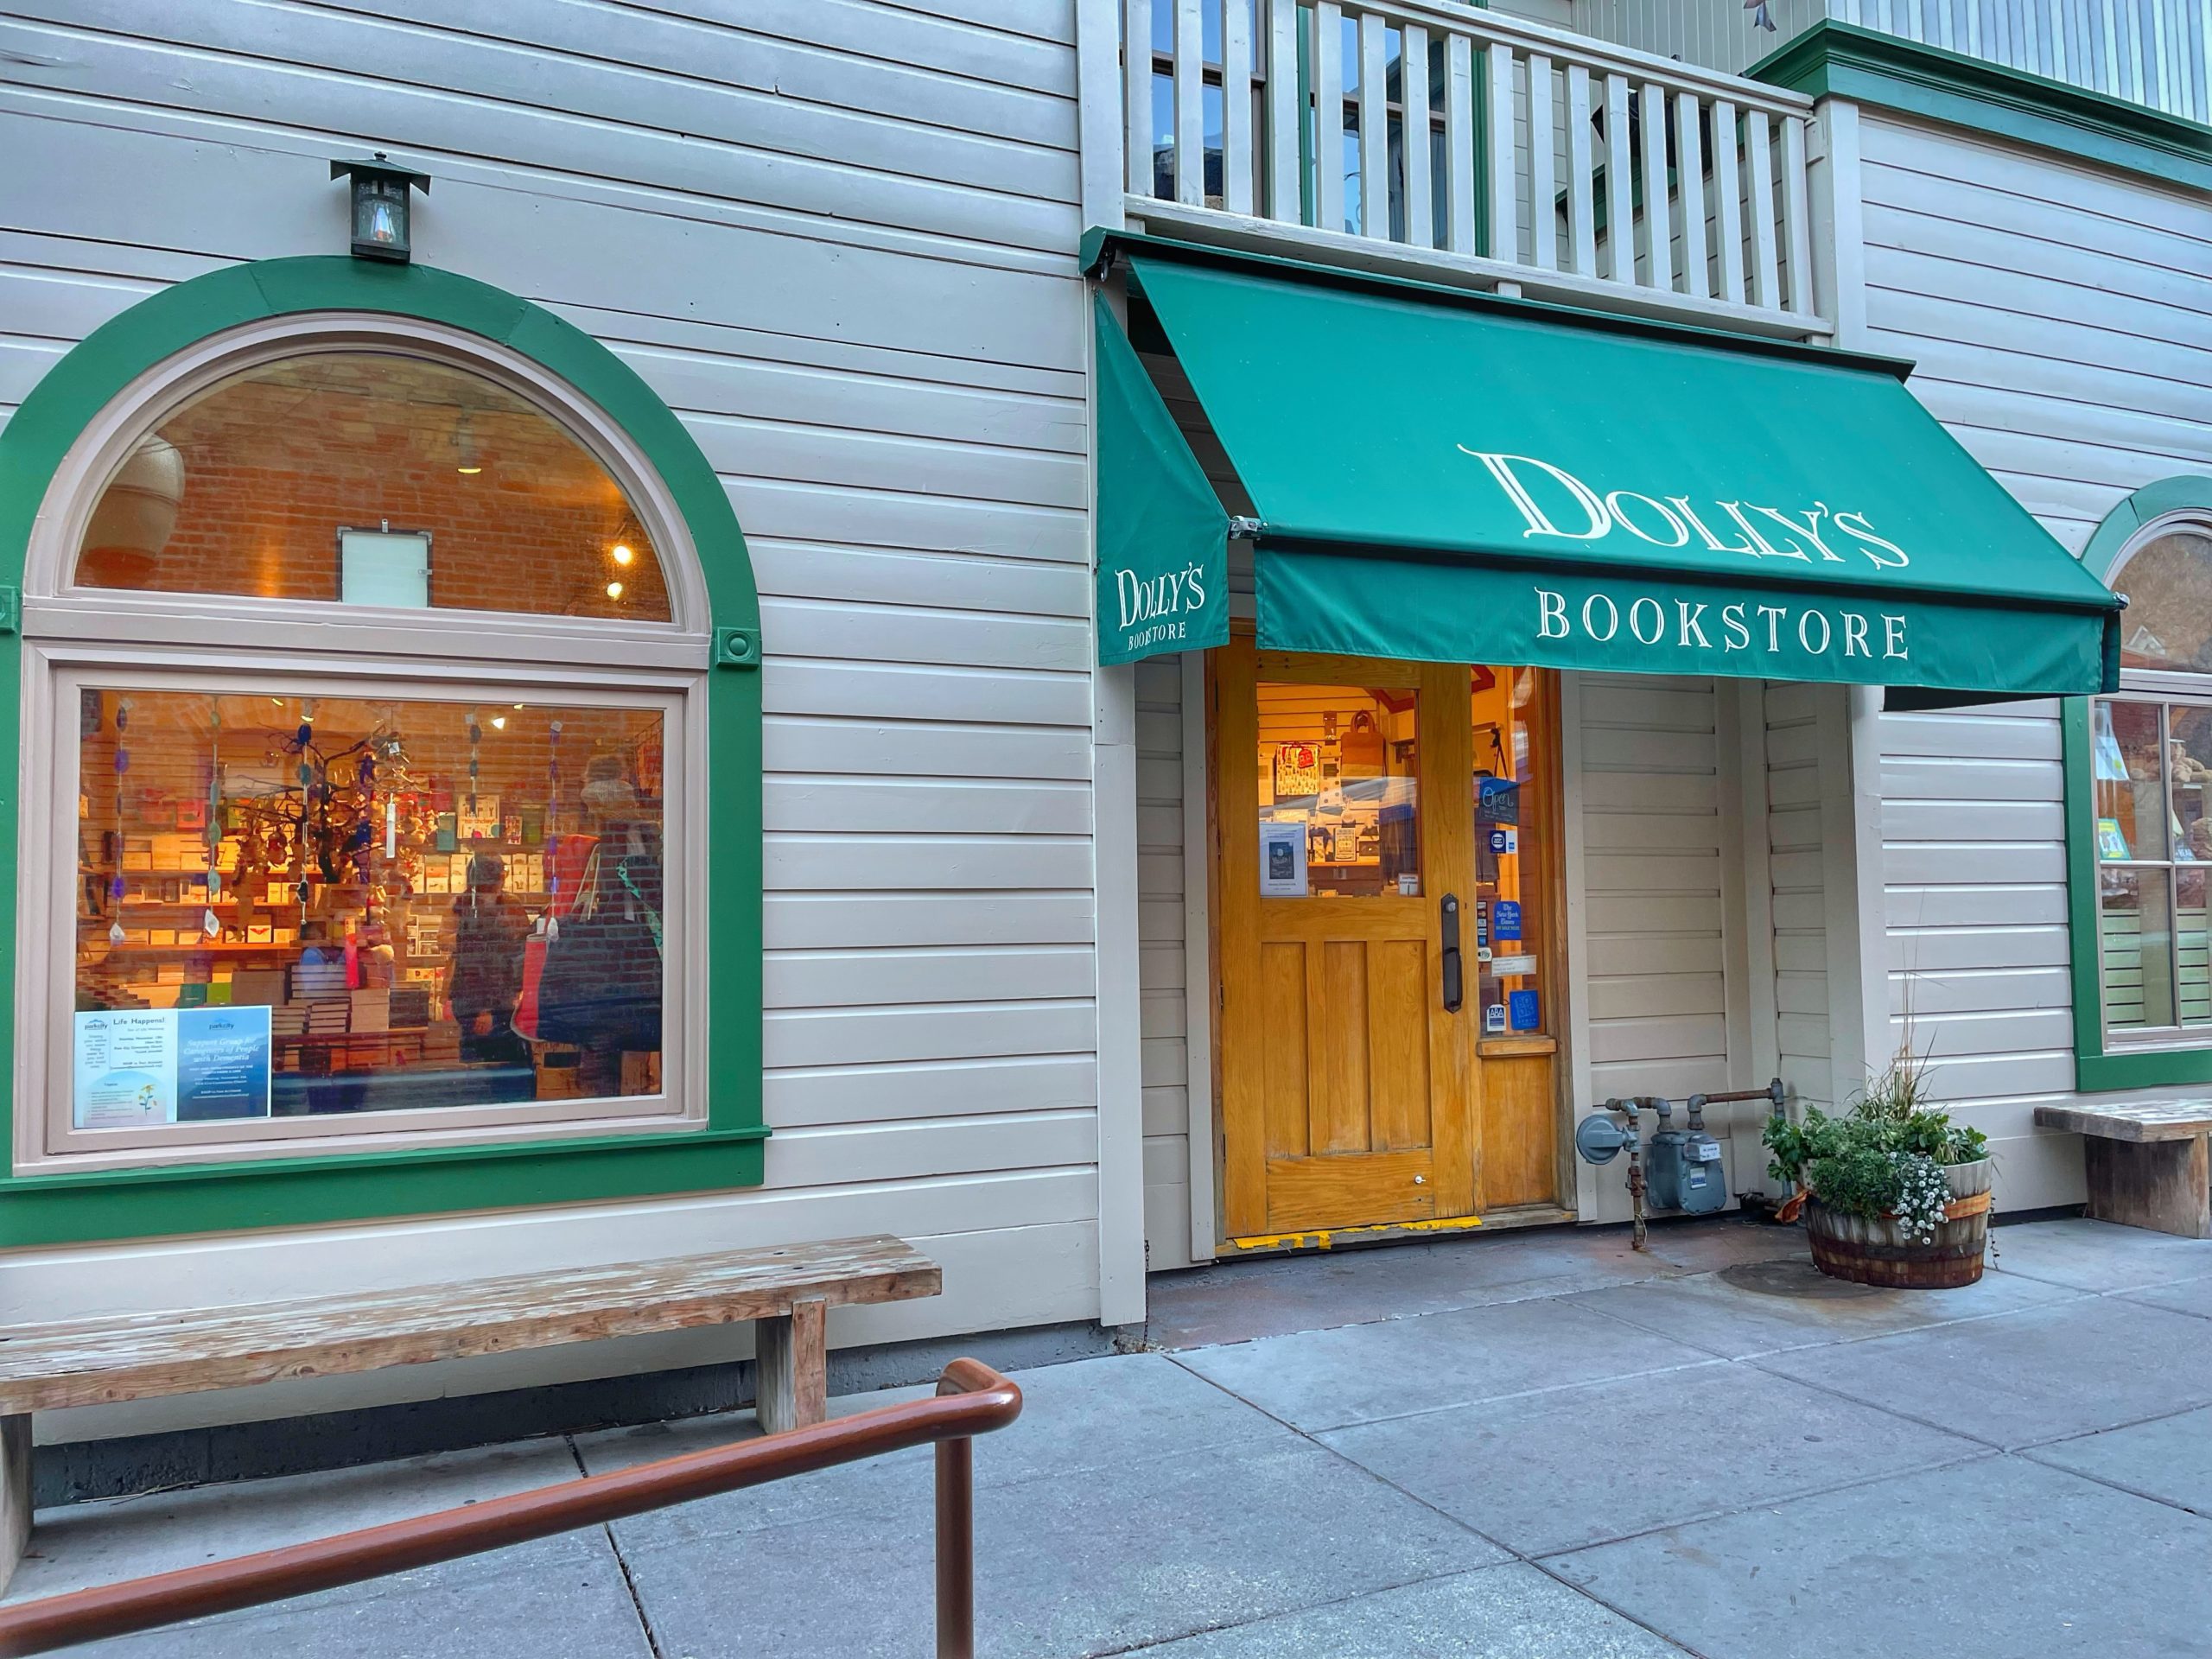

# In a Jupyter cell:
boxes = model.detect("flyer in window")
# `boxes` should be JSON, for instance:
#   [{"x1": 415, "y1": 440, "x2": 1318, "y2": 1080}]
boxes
[
  {"x1": 1258, "y1": 819, "x2": 1308, "y2": 897},
  {"x1": 73, "y1": 1006, "x2": 272, "y2": 1128}
]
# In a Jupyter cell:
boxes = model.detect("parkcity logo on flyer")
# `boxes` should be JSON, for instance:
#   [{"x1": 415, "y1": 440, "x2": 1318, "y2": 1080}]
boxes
[
  {"x1": 1114, "y1": 560, "x2": 1210, "y2": 652},
  {"x1": 1459, "y1": 450, "x2": 1913, "y2": 572}
]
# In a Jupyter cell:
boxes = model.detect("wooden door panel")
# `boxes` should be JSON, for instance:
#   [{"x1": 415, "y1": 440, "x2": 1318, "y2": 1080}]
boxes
[
  {"x1": 1480, "y1": 1053, "x2": 1558, "y2": 1208},
  {"x1": 1259, "y1": 941, "x2": 1309, "y2": 1160},
  {"x1": 1313, "y1": 940, "x2": 1373, "y2": 1154},
  {"x1": 1367, "y1": 938, "x2": 1433, "y2": 1152},
  {"x1": 1264, "y1": 1150, "x2": 1436, "y2": 1234}
]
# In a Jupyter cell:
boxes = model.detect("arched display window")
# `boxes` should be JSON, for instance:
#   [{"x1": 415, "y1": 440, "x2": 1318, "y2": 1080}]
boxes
[
  {"x1": 2083, "y1": 506, "x2": 2212, "y2": 1054},
  {"x1": 0, "y1": 261, "x2": 760, "y2": 1222}
]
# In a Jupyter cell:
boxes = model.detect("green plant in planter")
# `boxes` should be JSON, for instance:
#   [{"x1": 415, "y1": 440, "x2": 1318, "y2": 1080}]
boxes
[{"x1": 1764, "y1": 1049, "x2": 1987, "y2": 1245}]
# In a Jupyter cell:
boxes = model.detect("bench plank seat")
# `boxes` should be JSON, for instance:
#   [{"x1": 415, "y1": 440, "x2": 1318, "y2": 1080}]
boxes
[
  {"x1": 2033, "y1": 1102, "x2": 2212, "y2": 1143},
  {"x1": 0, "y1": 1235, "x2": 939, "y2": 1592},
  {"x1": 2036, "y1": 1103, "x2": 2212, "y2": 1239}
]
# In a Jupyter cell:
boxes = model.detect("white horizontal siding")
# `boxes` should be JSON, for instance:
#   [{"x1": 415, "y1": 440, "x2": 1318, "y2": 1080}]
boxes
[
  {"x1": 1134, "y1": 657, "x2": 1196, "y2": 1270},
  {"x1": 1580, "y1": 672, "x2": 1733, "y2": 1220},
  {"x1": 0, "y1": 0, "x2": 1108, "y2": 1436},
  {"x1": 1863, "y1": 111, "x2": 2212, "y2": 1209}
]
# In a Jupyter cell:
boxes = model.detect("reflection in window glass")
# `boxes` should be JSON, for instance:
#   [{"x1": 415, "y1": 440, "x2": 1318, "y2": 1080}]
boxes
[
  {"x1": 2117, "y1": 531, "x2": 2212, "y2": 672},
  {"x1": 2094, "y1": 701, "x2": 2169, "y2": 861},
  {"x1": 75, "y1": 688, "x2": 665, "y2": 1127},
  {"x1": 75, "y1": 352, "x2": 671, "y2": 622},
  {"x1": 1476, "y1": 667, "x2": 1548, "y2": 1039},
  {"x1": 1255, "y1": 683, "x2": 1418, "y2": 899},
  {"x1": 2101, "y1": 866, "x2": 2177, "y2": 1032}
]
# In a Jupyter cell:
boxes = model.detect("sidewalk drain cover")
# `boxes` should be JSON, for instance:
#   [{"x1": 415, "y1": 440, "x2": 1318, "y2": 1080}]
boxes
[{"x1": 1720, "y1": 1259, "x2": 1879, "y2": 1300}]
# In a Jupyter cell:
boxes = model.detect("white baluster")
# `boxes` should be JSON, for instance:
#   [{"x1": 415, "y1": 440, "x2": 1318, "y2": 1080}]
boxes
[
  {"x1": 1526, "y1": 54, "x2": 1554, "y2": 271},
  {"x1": 1402, "y1": 23, "x2": 1433, "y2": 249},
  {"x1": 1745, "y1": 107, "x2": 1778, "y2": 312},
  {"x1": 1314, "y1": 3, "x2": 1345, "y2": 233},
  {"x1": 1224, "y1": 0, "x2": 1254, "y2": 214},
  {"x1": 1782, "y1": 113, "x2": 1814, "y2": 318},
  {"x1": 1358, "y1": 10, "x2": 1389, "y2": 238},
  {"x1": 1265, "y1": 0, "x2": 1300, "y2": 221},
  {"x1": 1486, "y1": 41, "x2": 1517, "y2": 264},
  {"x1": 1675, "y1": 91, "x2": 1708, "y2": 299},
  {"x1": 1603, "y1": 73, "x2": 1633, "y2": 286},
  {"x1": 1566, "y1": 64, "x2": 1596, "y2": 277},
  {"x1": 1638, "y1": 79, "x2": 1672, "y2": 291},
  {"x1": 1174, "y1": 0, "x2": 1205, "y2": 205},
  {"x1": 1126, "y1": 0, "x2": 1154, "y2": 195},
  {"x1": 1712, "y1": 99, "x2": 1744, "y2": 306},
  {"x1": 1445, "y1": 34, "x2": 1476, "y2": 254}
]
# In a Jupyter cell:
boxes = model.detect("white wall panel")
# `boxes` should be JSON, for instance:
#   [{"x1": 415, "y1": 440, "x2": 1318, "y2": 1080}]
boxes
[
  {"x1": 1579, "y1": 672, "x2": 1734, "y2": 1219},
  {"x1": 0, "y1": 0, "x2": 1110, "y2": 1436},
  {"x1": 1861, "y1": 112, "x2": 2212, "y2": 1210}
]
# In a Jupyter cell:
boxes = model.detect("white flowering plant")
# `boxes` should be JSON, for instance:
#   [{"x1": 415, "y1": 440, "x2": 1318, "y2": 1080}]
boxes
[{"x1": 1763, "y1": 1046, "x2": 1986, "y2": 1234}]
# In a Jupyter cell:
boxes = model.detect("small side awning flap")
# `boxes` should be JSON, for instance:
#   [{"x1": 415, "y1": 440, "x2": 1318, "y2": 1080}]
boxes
[{"x1": 1121, "y1": 252, "x2": 2120, "y2": 697}]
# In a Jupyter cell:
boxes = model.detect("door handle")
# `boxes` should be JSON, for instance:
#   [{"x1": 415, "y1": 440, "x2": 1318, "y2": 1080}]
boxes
[{"x1": 1440, "y1": 893, "x2": 1463, "y2": 1014}]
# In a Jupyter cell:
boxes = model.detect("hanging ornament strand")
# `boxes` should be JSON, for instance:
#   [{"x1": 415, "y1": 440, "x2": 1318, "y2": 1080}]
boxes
[
  {"x1": 203, "y1": 698, "x2": 223, "y2": 938},
  {"x1": 107, "y1": 696, "x2": 131, "y2": 947}
]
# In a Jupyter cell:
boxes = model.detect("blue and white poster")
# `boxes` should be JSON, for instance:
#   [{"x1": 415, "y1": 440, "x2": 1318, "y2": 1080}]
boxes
[
  {"x1": 73, "y1": 1006, "x2": 272, "y2": 1128},
  {"x1": 1510, "y1": 989, "x2": 1542, "y2": 1032},
  {"x1": 1492, "y1": 900, "x2": 1523, "y2": 942}
]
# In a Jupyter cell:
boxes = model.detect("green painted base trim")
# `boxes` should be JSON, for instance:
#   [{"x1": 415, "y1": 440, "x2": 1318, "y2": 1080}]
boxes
[
  {"x1": 1751, "y1": 22, "x2": 2212, "y2": 194},
  {"x1": 0, "y1": 1132, "x2": 767, "y2": 1250}
]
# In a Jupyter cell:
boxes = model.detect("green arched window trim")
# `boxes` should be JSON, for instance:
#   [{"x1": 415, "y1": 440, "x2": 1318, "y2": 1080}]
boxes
[
  {"x1": 2064, "y1": 476, "x2": 2212, "y2": 1093},
  {"x1": 0, "y1": 257, "x2": 764, "y2": 1247}
]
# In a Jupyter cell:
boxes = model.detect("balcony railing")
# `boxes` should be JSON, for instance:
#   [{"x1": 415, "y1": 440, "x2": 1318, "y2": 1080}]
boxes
[{"x1": 1120, "y1": 0, "x2": 1827, "y2": 339}]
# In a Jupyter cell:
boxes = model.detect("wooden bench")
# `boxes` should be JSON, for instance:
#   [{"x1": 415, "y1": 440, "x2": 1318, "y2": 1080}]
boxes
[
  {"x1": 2035, "y1": 1102, "x2": 2212, "y2": 1239},
  {"x1": 0, "y1": 1234, "x2": 939, "y2": 1592}
]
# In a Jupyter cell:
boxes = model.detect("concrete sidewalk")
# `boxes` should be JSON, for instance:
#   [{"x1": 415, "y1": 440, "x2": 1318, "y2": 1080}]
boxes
[{"x1": 11, "y1": 1215, "x2": 2212, "y2": 1656}]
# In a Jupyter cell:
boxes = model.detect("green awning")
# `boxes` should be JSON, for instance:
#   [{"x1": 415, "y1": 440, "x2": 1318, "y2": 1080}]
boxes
[{"x1": 1097, "y1": 246, "x2": 2120, "y2": 699}]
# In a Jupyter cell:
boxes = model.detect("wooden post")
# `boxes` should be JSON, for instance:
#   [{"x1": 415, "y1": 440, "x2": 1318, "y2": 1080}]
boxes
[
  {"x1": 753, "y1": 1297, "x2": 829, "y2": 1435},
  {"x1": 1, "y1": 1414, "x2": 30, "y2": 1596},
  {"x1": 2084, "y1": 1135, "x2": 2212, "y2": 1239},
  {"x1": 935, "y1": 1435, "x2": 974, "y2": 1659}
]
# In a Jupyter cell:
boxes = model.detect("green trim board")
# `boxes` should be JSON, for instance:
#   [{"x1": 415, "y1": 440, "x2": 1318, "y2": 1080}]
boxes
[
  {"x1": 0, "y1": 257, "x2": 766, "y2": 1248},
  {"x1": 2062, "y1": 696, "x2": 2212, "y2": 1091},
  {"x1": 1751, "y1": 21, "x2": 2212, "y2": 194},
  {"x1": 2081, "y1": 476, "x2": 2212, "y2": 586},
  {"x1": 1115, "y1": 251, "x2": 2120, "y2": 695}
]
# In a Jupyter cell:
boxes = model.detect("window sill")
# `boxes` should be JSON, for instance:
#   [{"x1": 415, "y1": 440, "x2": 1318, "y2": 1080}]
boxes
[
  {"x1": 2076, "y1": 1046, "x2": 2212, "y2": 1094},
  {"x1": 0, "y1": 1123, "x2": 770, "y2": 1249},
  {"x1": 1478, "y1": 1035, "x2": 1557, "y2": 1058}
]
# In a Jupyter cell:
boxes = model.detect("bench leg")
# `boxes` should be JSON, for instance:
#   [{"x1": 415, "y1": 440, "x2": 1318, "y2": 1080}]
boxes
[
  {"x1": 2084, "y1": 1135, "x2": 2212, "y2": 1239},
  {"x1": 755, "y1": 1297, "x2": 828, "y2": 1436},
  {"x1": 0, "y1": 1414, "x2": 29, "y2": 1596}
]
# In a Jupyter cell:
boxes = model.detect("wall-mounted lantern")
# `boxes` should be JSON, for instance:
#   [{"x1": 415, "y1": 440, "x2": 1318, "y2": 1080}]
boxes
[{"x1": 329, "y1": 153, "x2": 431, "y2": 263}]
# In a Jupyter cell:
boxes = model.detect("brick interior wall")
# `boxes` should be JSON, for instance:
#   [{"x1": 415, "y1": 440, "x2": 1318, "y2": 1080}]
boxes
[{"x1": 82, "y1": 353, "x2": 672, "y2": 622}]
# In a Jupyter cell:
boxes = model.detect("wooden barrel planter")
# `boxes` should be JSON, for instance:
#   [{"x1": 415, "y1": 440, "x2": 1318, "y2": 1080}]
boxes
[{"x1": 1805, "y1": 1160, "x2": 1993, "y2": 1288}]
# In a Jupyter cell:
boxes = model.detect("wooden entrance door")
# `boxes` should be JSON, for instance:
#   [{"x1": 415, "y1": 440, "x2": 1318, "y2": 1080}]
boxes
[{"x1": 1214, "y1": 640, "x2": 1478, "y2": 1238}]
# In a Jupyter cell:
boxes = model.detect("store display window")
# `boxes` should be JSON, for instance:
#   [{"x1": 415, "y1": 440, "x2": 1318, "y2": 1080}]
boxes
[
  {"x1": 2085, "y1": 518, "x2": 2212, "y2": 1049},
  {"x1": 17, "y1": 321, "x2": 712, "y2": 1174},
  {"x1": 1472, "y1": 666, "x2": 1551, "y2": 1041},
  {"x1": 1254, "y1": 683, "x2": 1419, "y2": 899},
  {"x1": 64, "y1": 684, "x2": 673, "y2": 1152}
]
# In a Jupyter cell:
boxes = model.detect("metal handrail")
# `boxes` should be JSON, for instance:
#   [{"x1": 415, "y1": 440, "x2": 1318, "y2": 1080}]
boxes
[{"x1": 0, "y1": 1357, "x2": 1022, "y2": 1659}]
